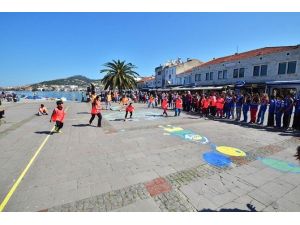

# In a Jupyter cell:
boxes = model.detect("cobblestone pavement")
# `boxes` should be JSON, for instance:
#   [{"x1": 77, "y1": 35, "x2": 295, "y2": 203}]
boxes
[{"x1": 0, "y1": 101, "x2": 299, "y2": 211}]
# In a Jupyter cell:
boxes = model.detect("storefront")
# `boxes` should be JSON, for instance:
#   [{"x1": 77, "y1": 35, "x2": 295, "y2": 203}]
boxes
[{"x1": 265, "y1": 80, "x2": 300, "y2": 97}]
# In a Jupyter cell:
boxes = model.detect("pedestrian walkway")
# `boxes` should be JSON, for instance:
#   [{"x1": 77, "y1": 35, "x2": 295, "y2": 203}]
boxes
[{"x1": 0, "y1": 101, "x2": 299, "y2": 211}]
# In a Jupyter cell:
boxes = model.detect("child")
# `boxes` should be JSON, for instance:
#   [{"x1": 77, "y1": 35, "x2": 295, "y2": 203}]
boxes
[
  {"x1": 249, "y1": 95, "x2": 259, "y2": 123},
  {"x1": 50, "y1": 100, "x2": 66, "y2": 133},
  {"x1": 292, "y1": 95, "x2": 300, "y2": 131},
  {"x1": 257, "y1": 93, "x2": 269, "y2": 125},
  {"x1": 89, "y1": 95, "x2": 102, "y2": 127},
  {"x1": 267, "y1": 95, "x2": 276, "y2": 127},
  {"x1": 124, "y1": 103, "x2": 135, "y2": 121},
  {"x1": 161, "y1": 97, "x2": 168, "y2": 117},
  {"x1": 119, "y1": 95, "x2": 129, "y2": 111},
  {"x1": 275, "y1": 95, "x2": 284, "y2": 128},
  {"x1": 216, "y1": 94, "x2": 225, "y2": 118},
  {"x1": 174, "y1": 95, "x2": 183, "y2": 117},
  {"x1": 148, "y1": 95, "x2": 155, "y2": 108},
  {"x1": 294, "y1": 146, "x2": 300, "y2": 161},
  {"x1": 242, "y1": 96, "x2": 250, "y2": 123},
  {"x1": 38, "y1": 104, "x2": 48, "y2": 116},
  {"x1": 201, "y1": 95, "x2": 210, "y2": 118}
]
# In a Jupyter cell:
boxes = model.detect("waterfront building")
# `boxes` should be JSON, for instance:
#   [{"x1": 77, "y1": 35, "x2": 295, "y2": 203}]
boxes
[{"x1": 191, "y1": 45, "x2": 300, "y2": 94}]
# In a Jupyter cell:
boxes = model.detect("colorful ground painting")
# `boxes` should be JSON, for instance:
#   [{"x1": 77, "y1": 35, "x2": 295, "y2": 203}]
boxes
[
  {"x1": 202, "y1": 151, "x2": 232, "y2": 168},
  {"x1": 159, "y1": 125, "x2": 209, "y2": 144},
  {"x1": 216, "y1": 146, "x2": 246, "y2": 157},
  {"x1": 159, "y1": 125, "x2": 247, "y2": 168},
  {"x1": 261, "y1": 158, "x2": 300, "y2": 173}
]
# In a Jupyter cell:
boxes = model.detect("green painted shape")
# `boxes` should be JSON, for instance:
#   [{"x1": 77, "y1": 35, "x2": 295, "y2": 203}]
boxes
[{"x1": 261, "y1": 158, "x2": 300, "y2": 173}]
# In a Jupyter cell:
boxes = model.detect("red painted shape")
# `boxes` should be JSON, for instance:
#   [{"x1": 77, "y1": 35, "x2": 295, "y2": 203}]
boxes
[{"x1": 145, "y1": 177, "x2": 172, "y2": 197}]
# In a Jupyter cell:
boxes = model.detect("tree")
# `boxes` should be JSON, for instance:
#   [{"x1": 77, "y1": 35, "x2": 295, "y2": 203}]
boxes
[{"x1": 100, "y1": 60, "x2": 139, "y2": 91}]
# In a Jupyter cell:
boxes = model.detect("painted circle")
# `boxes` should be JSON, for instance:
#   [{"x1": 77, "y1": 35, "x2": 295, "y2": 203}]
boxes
[
  {"x1": 216, "y1": 146, "x2": 246, "y2": 157},
  {"x1": 203, "y1": 151, "x2": 231, "y2": 168}
]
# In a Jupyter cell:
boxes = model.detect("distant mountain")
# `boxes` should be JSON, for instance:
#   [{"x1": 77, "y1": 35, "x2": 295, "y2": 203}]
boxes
[{"x1": 31, "y1": 75, "x2": 101, "y2": 87}]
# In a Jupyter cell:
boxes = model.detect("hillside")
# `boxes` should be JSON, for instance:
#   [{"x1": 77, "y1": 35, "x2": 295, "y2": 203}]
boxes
[{"x1": 31, "y1": 75, "x2": 101, "y2": 87}]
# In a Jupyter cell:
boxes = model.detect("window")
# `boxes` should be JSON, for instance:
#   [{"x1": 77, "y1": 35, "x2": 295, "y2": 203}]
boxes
[
  {"x1": 157, "y1": 71, "x2": 161, "y2": 75},
  {"x1": 287, "y1": 61, "x2": 297, "y2": 74},
  {"x1": 206, "y1": 73, "x2": 209, "y2": 80},
  {"x1": 278, "y1": 62, "x2": 287, "y2": 74},
  {"x1": 233, "y1": 69, "x2": 238, "y2": 78},
  {"x1": 253, "y1": 66, "x2": 260, "y2": 76},
  {"x1": 239, "y1": 68, "x2": 245, "y2": 78},
  {"x1": 218, "y1": 71, "x2": 222, "y2": 79},
  {"x1": 169, "y1": 74, "x2": 171, "y2": 79},
  {"x1": 210, "y1": 72, "x2": 213, "y2": 80},
  {"x1": 260, "y1": 65, "x2": 267, "y2": 76},
  {"x1": 223, "y1": 70, "x2": 227, "y2": 79},
  {"x1": 195, "y1": 74, "x2": 201, "y2": 81}
]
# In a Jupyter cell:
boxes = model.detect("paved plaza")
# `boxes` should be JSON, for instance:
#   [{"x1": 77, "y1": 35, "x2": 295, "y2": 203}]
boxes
[{"x1": 0, "y1": 101, "x2": 300, "y2": 212}]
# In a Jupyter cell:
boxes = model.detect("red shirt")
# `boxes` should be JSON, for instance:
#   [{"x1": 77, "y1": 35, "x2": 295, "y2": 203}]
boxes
[
  {"x1": 162, "y1": 99, "x2": 168, "y2": 109},
  {"x1": 201, "y1": 98, "x2": 210, "y2": 108},
  {"x1": 210, "y1": 96, "x2": 217, "y2": 107},
  {"x1": 52, "y1": 107, "x2": 66, "y2": 122},
  {"x1": 126, "y1": 105, "x2": 135, "y2": 112},
  {"x1": 175, "y1": 99, "x2": 183, "y2": 109},
  {"x1": 91, "y1": 100, "x2": 101, "y2": 114},
  {"x1": 216, "y1": 98, "x2": 225, "y2": 109}
]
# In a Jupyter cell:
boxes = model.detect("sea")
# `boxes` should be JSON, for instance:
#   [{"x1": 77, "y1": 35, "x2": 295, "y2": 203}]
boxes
[{"x1": 14, "y1": 91, "x2": 85, "y2": 101}]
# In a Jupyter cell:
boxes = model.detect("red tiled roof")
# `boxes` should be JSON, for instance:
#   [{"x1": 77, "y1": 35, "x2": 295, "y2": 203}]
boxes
[
  {"x1": 138, "y1": 76, "x2": 155, "y2": 83},
  {"x1": 197, "y1": 45, "x2": 299, "y2": 68}
]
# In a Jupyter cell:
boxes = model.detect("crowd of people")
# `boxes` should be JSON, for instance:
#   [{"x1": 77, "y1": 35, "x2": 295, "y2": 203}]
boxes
[{"x1": 96, "y1": 89, "x2": 300, "y2": 131}]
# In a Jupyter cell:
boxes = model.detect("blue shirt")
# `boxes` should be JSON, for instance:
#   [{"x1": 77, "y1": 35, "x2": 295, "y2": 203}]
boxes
[
  {"x1": 295, "y1": 98, "x2": 300, "y2": 114},
  {"x1": 283, "y1": 97, "x2": 294, "y2": 115},
  {"x1": 275, "y1": 100, "x2": 284, "y2": 114},
  {"x1": 236, "y1": 95, "x2": 244, "y2": 108},
  {"x1": 243, "y1": 103, "x2": 250, "y2": 111},
  {"x1": 269, "y1": 99, "x2": 276, "y2": 113}
]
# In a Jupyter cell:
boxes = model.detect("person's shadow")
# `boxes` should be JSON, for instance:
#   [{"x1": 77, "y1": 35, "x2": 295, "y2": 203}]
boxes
[
  {"x1": 72, "y1": 124, "x2": 90, "y2": 127},
  {"x1": 35, "y1": 131, "x2": 53, "y2": 135},
  {"x1": 198, "y1": 204, "x2": 257, "y2": 212}
]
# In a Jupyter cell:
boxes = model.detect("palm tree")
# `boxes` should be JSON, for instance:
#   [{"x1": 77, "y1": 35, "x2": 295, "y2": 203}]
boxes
[{"x1": 100, "y1": 60, "x2": 139, "y2": 91}]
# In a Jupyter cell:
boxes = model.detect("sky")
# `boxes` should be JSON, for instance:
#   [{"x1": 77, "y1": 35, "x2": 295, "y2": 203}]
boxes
[{"x1": 0, "y1": 12, "x2": 300, "y2": 86}]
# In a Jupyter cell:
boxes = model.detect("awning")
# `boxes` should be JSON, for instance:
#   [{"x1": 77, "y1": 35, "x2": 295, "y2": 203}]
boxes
[{"x1": 266, "y1": 80, "x2": 300, "y2": 85}]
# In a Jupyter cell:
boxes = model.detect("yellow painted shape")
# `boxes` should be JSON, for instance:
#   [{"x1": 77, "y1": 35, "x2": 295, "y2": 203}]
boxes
[
  {"x1": 164, "y1": 127, "x2": 183, "y2": 133},
  {"x1": 0, "y1": 107, "x2": 69, "y2": 212},
  {"x1": 216, "y1": 146, "x2": 246, "y2": 157}
]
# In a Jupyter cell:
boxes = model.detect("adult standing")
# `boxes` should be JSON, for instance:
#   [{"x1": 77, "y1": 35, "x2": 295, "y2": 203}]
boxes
[{"x1": 186, "y1": 91, "x2": 193, "y2": 112}]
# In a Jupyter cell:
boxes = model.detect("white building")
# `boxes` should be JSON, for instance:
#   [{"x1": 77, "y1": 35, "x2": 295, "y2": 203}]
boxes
[
  {"x1": 191, "y1": 45, "x2": 300, "y2": 89},
  {"x1": 137, "y1": 76, "x2": 155, "y2": 89},
  {"x1": 155, "y1": 58, "x2": 203, "y2": 88},
  {"x1": 175, "y1": 69, "x2": 193, "y2": 86}
]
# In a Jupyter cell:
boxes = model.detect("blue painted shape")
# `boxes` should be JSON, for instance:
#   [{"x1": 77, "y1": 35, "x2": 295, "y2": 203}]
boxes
[{"x1": 203, "y1": 151, "x2": 232, "y2": 168}]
